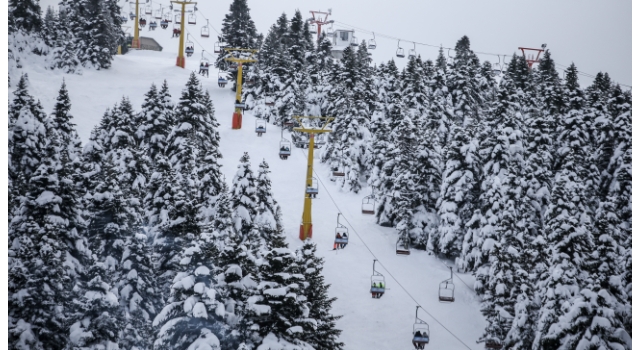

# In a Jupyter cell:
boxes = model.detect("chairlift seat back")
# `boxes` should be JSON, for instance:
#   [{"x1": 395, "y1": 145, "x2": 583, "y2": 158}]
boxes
[
  {"x1": 306, "y1": 187, "x2": 318, "y2": 195},
  {"x1": 334, "y1": 238, "x2": 348, "y2": 244},
  {"x1": 332, "y1": 171, "x2": 345, "y2": 177},
  {"x1": 412, "y1": 335, "x2": 430, "y2": 344},
  {"x1": 370, "y1": 286, "x2": 385, "y2": 293}
]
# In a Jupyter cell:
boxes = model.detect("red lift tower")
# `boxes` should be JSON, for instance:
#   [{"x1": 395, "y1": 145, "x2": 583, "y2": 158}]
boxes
[
  {"x1": 518, "y1": 44, "x2": 547, "y2": 70},
  {"x1": 308, "y1": 9, "x2": 334, "y2": 43}
]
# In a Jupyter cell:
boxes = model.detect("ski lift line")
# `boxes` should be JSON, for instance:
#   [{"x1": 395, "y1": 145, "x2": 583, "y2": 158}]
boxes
[
  {"x1": 293, "y1": 148, "x2": 473, "y2": 350},
  {"x1": 333, "y1": 20, "x2": 631, "y2": 88}
]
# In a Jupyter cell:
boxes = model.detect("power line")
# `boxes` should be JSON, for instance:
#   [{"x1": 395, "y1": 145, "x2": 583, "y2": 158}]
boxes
[
  {"x1": 292, "y1": 146, "x2": 474, "y2": 350},
  {"x1": 332, "y1": 20, "x2": 631, "y2": 89}
]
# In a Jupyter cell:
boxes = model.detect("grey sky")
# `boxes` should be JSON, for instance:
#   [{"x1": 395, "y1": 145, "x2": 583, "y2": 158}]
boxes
[{"x1": 41, "y1": 0, "x2": 632, "y2": 88}]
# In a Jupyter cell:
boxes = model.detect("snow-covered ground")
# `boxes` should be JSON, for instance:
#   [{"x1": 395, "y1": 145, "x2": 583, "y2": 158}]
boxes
[{"x1": 12, "y1": 47, "x2": 486, "y2": 349}]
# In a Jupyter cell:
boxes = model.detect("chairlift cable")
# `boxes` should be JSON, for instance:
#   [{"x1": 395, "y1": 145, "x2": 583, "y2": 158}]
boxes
[
  {"x1": 332, "y1": 20, "x2": 631, "y2": 88},
  {"x1": 294, "y1": 148, "x2": 473, "y2": 350}
]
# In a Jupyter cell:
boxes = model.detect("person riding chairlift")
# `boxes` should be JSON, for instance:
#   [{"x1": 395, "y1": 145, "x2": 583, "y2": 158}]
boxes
[{"x1": 333, "y1": 232, "x2": 341, "y2": 250}]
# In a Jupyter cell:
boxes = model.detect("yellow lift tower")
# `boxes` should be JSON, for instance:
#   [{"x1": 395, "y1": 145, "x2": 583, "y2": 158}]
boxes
[
  {"x1": 294, "y1": 116, "x2": 334, "y2": 240},
  {"x1": 130, "y1": 0, "x2": 141, "y2": 48},
  {"x1": 171, "y1": 0, "x2": 197, "y2": 68},
  {"x1": 224, "y1": 48, "x2": 258, "y2": 129}
]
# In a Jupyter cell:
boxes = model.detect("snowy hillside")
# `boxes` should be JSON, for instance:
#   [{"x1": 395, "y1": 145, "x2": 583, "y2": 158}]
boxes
[{"x1": 12, "y1": 47, "x2": 487, "y2": 349}]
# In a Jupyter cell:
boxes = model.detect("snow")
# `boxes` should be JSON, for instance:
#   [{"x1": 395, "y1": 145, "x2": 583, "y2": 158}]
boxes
[{"x1": 12, "y1": 47, "x2": 486, "y2": 350}]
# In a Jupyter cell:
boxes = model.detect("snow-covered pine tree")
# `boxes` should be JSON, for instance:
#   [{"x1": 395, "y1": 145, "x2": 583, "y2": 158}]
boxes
[
  {"x1": 50, "y1": 79, "x2": 83, "y2": 162},
  {"x1": 118, "y1": 231, "x2": 161, "y2": 350},
  {"x1": 9, "y1": 0, "x2": 42, "y2": 33},
  {"x1": 433, "y1": 124, "x2": 480, "y2": 258},
  {"x1": 153, "y1": 233, "x2": 229, "y2": 350},
  {"x1": 534, "y1": 151, "x2": 595, "y2": 350},
  {"x1": 137, "y1": 80, "x2": 175, "y2": 163},
  {"x1": 545, "y1": 196, "x2": 631, "y2": 350},
  {"x1": 251, "y1": 245, "x2": 312, "y2": 348},
  {"x1": 555, "y1": 63, "x2": 599, "y2": 216},
  {"x1": 9, "y1": 133, "x2": 76, "y2": 350},
  {"x1": 230, "y1": 152, "x2": 259, "y2": 238},
  {"x1": 42, "y1": 6, "x2": 57, "y2": 47},
  {"x1": 447, "y1": 35, "x2": 482, "y2": 127},
  {"x1": 51, "y1": 6, "x2": 80, "y2": 73},
  {"x1": 255, "y1": 160, "x2": 286, "y2": 249},
  {"x1": 297, "y1": 240, "x2": 344, "y2": 350},
  {"x1": 8, "y1": 74, "x2": 48, "y2": 224}
]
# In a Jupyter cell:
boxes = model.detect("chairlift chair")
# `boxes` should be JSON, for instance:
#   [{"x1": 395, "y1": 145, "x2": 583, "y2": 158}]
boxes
[
  {"x1": 139, "y1": 17, "x2": 147, "y2": 27},
  {"x1": 149, "y1": 20, "x2": 157, "y2": 30},
  {"x1": 306, "y1": 177, "x2": 319, "y2": 198},
  {"x1": 396, "y1": 40, "x2": 405, "y2": 58},
  {"x1": 333, "y1": 213, "x2": 349, "y2": 250},
  {"x1": 163, "y1": 12, "x2": 171, "y2": 22},
  {"x1": 362, "y1": 195, "x2": 375, "y2": 214},
  {"x1": 129, "y1": 12, "x2": 136, "y2": 20},
  {"x1": 408, "y1": 42, "x2": 417, "y2": 58},
  {"x1": 172, "y1": 24, "x2": 181, "y2": 37},
  {"x1": 396, "y1": 235, "x2": 410, "y2": 255},
  {"x1": 160, "y1": 19, "x2": 168, "y2": 29},
  {"x1": 234, "y1": 101, "x2": 246, "y2": 109},
  {"x1": 185, "y1": 34, "x2": 194, "y2": 57},
  {"x1": 370, "y1": 259, "x2": 386, "y2": 298},
  {"x1": 332, "y1": 150, "x2": 345, "y2": 177},
  {"x1": 484, "y1": 340, "x2": 503, "y2": 349},
  {"x1": 214, "y1": 42, "x2": 222, "y2": 53},
  {"x1": 279, "y1": 139, "x2": 291, "y2": 159},
  {"x1": 265, "y1": 96, "x2": 275, "y2": 107},
  {"x1": 144, "y1": 4, "x2": 152, "y2": 15},
  {"x1": 198, "y1": 52, "x2": 210, "y2": 77},
  {"x1": 412, "y1": 307, "x2": 430, "y2": 348},
  {"x1": 201, "y1": 20, "x2": 210, "y2": 37},
  {"x1": 217, "y1": 71, "x2": 228, "y2": 88},
  {"x1": 154, "y1": 8, "x2": 162, "y2": 19},
  {"x1": 368, "y1": 33, "x2": 377, "y2": 50},
  {"x1": 255, "y1": 119, "x2": 267, "y2": 136},
  {"x1": 188, "y1": 13, "x2": 196, "y2": 25},
  {"x1": 438, "y1": 266, "x2": 455, "y2": 302},
  {"x1": 350, "y1": 35, "x2": 359, "y2": 47},
  {"x1": 174, "y1": 14, "x2": 181, "y2": 24}
]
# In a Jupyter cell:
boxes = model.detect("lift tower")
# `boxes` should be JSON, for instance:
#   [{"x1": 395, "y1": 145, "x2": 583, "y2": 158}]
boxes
[
  {"x1": 307, "y1": 10, "x2": 334, "y2": 43},
  {"x1": 171, "y1": 0, "x2": 197, "y2": 68},
  {"x1": 224, "y1": 48, "x2": 258, "y2": 129},
  {"x1": 130, "y1": 0, "x2": 141, "y2": 48},
  {"x1": 295, "y1": 116, "x2": 334, "y2": 240},
  {"x1": 518, "y1": 44, "x2": 547, "y2": 70}
]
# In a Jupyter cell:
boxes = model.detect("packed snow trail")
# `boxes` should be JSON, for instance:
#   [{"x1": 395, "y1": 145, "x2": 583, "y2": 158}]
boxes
[{"x1": 14, "y1": 48, "x2": 486, "y2": 349}]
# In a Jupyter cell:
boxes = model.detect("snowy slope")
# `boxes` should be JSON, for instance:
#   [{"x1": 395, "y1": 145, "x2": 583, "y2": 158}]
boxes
[{"x1": 12, "y1": 48, "x2": 486, "y2": 349}]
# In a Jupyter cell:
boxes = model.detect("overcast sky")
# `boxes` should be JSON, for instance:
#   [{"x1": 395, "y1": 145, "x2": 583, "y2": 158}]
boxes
[{"x1": 41, "y1": 0, "x2": 632, "y2": 88}]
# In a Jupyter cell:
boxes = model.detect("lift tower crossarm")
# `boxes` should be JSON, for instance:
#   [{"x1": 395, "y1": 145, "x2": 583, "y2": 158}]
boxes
[
  {"x1": 308, "y1": 10, "x2": 334, "y2": 43},
  {"x1": 171, "y1": 0, "x2": 197, "y2": 68},
  {"x1": 293, "y1": 116, "x2": 334, "y2": 240}
]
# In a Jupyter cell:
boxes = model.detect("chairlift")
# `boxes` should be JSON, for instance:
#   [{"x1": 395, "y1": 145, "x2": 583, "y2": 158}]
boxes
[
  {"x1": 333, "y1": 213, "x2": 349, "y2": 250},
  {"x1": 188, "y1": 13, "x2": 196, "y2": 25},
  {"x1": 408, "y1": 42, "x2": 417, "y2": 58},
  {"x1": 350, "y1": 35, "x2": 359, "y2": 47},
  {"x1": 279, "y1": 139, "x2": 291, "y2": 159},
  {"x1": 370, "y1": 259, "x2": 385, "y2": 298},
  {"x1": 154, "y1": 8, "x2": 162, "y2": 19},
  {"x1": 172, "y1": 24, "x2": 181, "y2": 37},
  {"x1": 129, "y1": 12, "x2": 136, "y2": 20},
  {"x1": 198, "y1": 51, "x2": 210, "y2": 77},
  {"x1": 144, "y1": 4, "x2": 152, "y2": 15},
  {"x1": 326, "y1": 23, "x2": 334, "y2": 36},
  {"x1": 492, "y1": 55, "x2": 504, "y2": 77},
  {"x1": 149, "y1": 20, "x2": 157, "y2": 30},
  {"x1": 306, "y1": 177, "x2": 319, "y2": 198},
  {"x1": 214, "y1": 42, "x2": 222, "y2": 54},
  {"x1": 265, "y1": 96, "x2": 275, "y2": 107},
  {"x1": 368, "y1": 32, "x2": 377, "y2": 50},
  {"x1": 163, "y1": 12, "x2": 171, "y2": 22},
  {"x1": 412, "y1": 307, "x2": 430, "y2": 349},
  {"x1": 234, "y1": 101, "x2": 246, "y2": 110},
  {"x1": 396, "y1": 40, "x2": 405, "y2": 58},
  {"x1": 362, "y1": 194, "x2": 375, "y2": 214},
  {"x1": 185, "y1": 34, "x2": 194, "y2": 56},
  {"x1": 217, "y1": 71, "x2": 228, "y2": 88},
  {"x1": 396, "y1": 235, "x2": 410, "y2": 255},
  {"x1": 201, "y1": 19, "x2": 210, "y2": 37},
  {"x1": 255, "y1": 119, "x2": 267, "y2": 136},
  {"x1": 160, "y1": 19, "x2": 168, "y2": 29},
  {"x1": 174, "y1": 14, "x2": 181, "y2": 24},
  {"x1": 139, "y1": 17, "x2": 147, "y2": 27},
  {"x1": 438, "y1": 266, "x2": 455, "y2": 302},
  {"x1": 332, "y1": 149, "x2": 345, "y2": 177}
]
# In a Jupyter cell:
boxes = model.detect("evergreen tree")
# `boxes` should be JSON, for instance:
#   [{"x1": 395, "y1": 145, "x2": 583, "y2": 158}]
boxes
[
  {"x1": 9, "y1": 0, "x2": 42, "y2": 32},
  {"x1": 255, "y1": 160, "x2": 286, "y2": 249},
  {"x1": 298, "y1": 241, "x2": 344, "y2": 350},
  {"x1": 137, "y1": 80, "x2": 175, "y2": 163},
  {"x1": 230, "y1": 152, "x2": 259, "y2": 237},
  {"x1": 50, "y1": 79, "x2": 83, "y2": 161}
]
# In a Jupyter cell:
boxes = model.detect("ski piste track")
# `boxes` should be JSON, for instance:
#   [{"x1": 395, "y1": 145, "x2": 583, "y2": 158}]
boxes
[{"x1": 15, "y1": 49, "x2": 486, "y2": 349}]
